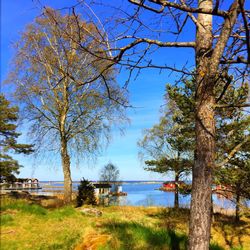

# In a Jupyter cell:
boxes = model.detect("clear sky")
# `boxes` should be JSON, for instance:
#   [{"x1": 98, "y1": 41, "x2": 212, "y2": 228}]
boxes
[{"x1": 1, "y1": 0, "x2": 195, "y2": 181}]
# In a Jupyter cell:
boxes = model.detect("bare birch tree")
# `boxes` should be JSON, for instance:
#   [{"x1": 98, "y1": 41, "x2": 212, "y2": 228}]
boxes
[{"x1": 8, "y1": 8, "x2": 127, "y2": 203}]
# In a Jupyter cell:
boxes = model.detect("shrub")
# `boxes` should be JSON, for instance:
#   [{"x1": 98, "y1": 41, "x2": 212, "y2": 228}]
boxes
[{"x1": 76, "y1": 178, "x2": 97, "y2": 207}]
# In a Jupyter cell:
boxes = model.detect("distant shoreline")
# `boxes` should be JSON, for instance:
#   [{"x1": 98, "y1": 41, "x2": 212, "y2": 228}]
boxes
[{"x1": 40, "y1": 181, "x2": 165, "y2": 184}]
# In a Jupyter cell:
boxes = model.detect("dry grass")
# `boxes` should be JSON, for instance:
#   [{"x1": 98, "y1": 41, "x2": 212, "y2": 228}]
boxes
[{"x1": 0, "y1": 196, "x2": 249, "y2": 250}]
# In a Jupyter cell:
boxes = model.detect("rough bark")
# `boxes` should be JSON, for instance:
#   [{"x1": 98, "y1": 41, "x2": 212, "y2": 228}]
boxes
[
  {"x1": 174, "y1": 171, "x2": 179, "y2": 208},
  {"x1": 188, "y1": 1, "x2": 242, "y2": 249},
  {"x1": 188, "y1": 1, "x2": 214, "y2": 249},
  {"x1": 235, "y1": 190, "x2": 240, "y2": 222},
  {"x1": 61, "y1": 136, "x2": 72, "y2": 203}
]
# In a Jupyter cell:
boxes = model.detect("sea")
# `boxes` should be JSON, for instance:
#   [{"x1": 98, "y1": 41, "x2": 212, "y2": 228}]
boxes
[{"x1": 37, "y1": 181, "x2": 244, "y2": 209}]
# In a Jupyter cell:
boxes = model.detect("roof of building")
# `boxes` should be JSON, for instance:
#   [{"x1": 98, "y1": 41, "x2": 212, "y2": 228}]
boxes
[
  {"x1": 163, "y1": 181, "x2": 185, "y2": 185},
  {"x1": 93, "y1": 183, "x2": 111, "y2": 188}
]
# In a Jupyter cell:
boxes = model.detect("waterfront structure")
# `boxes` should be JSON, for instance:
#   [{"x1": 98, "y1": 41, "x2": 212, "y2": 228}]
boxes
[
  {"x1": 0, "y1": 178, "x2": 41, "y2": 190},
  {"x1": 93, "y1": 183, "x2": 111, "y2": 196}
]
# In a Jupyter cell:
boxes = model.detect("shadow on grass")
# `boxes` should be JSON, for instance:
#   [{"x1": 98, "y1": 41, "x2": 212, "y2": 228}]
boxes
[
  {"x1": 147, "y1": 208, "x2": 190, "y2": 219},
  {"x1": 101, "y1": 221, "x2": 225, "y2": 250},
  {"x1": 213, "y1": 213, "x2": 250, "y2": 249},
  {"x1": 101, "y1": 220, "x2": 187, "y2": 250},
  {"x1": 147, "y1": 207, "x2": 190, "y2": 232}
]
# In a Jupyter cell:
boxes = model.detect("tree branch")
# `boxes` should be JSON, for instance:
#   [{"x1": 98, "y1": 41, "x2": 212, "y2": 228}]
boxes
[
  {"x1": 129, "y1": 0, "x2": 228, "y2": 17},
  {"x1": 115, "y1": 38, "x2": 195, "y2": 62},
  {"x1": 211, "y1": 0, "x2": 241, "y2": 72},
  {"x1": 239, "y1": 0, "x2": 250, "y2": 66},
  {"x1": 215, "y1": 103, "x2": 250, "y2": 108},
  {"x1": 216, "y1": 136, "x2": 250, "y2": 168}
]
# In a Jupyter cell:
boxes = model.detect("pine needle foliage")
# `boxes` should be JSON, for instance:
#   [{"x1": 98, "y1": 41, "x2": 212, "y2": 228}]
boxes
[{"x1": 76, "y1": 178, "x2": 97, "y2": 207}]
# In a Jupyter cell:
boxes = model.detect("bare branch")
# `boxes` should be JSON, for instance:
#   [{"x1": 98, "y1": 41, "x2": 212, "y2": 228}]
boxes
[
  {"x1": 115, "y1": 38, "x2": 195, "y2": 62},
  {"x1": 211, "y1": 0, "x2": 241, "y2": 73},
  {"x1": 239, "y1": 0, "x2": 250, "y2": 65},
  {"x1": 129, "y1": 0, "x2": 228, "y2": 17}
]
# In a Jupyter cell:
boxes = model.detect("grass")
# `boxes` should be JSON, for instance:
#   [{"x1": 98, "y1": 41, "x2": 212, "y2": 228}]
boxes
[
  {"x1": 99, "y1": 221, "x2": 187, "y2": 250},
  {"x1": 1, "y1": 196, "x2": 250, "y2": 250},
  {"x1": 1, "y1": 198, "x2": 47, "y2": 215}
]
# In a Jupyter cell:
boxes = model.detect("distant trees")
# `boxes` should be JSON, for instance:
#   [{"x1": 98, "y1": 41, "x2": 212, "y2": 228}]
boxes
[
  {"x1": 8, "y1": 8, "x2": 127, "y2": 203},
  {"x1": 99, "y1": 163, "x2": 120, "y2": 183},
  {"x1": 0, "y1": 94, "x2": 33, "y2": 181}
]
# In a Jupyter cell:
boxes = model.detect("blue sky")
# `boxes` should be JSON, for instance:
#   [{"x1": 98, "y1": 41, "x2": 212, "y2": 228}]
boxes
[{"x1": 1, "y1": 0, "x2": 195, "y2": 181}]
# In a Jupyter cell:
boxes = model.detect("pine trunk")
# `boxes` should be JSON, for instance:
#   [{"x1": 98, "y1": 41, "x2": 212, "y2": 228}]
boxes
[
  {"x1": 174, "y1": 172, "x2": 179, "y2": 208},
  {"x1": 61, "y1": 137, "x2": 72, "y2": 203},
  {"x1": 235, "y1": 190, "x2": 240, "y2": 222},
  {"x1": 188, "y1": 1, "x2": 214, "y2": 249}
]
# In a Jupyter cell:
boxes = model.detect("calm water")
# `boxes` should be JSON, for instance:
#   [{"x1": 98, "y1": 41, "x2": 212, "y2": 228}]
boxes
[{"x1": 39, "y1": 181, "x2": 238, "y2": 209}]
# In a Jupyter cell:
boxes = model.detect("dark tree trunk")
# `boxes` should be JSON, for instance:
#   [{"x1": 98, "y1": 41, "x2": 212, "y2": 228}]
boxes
[
  {"x1": 235, "y1": 190, "x2": 240, "y2": 222},
  {"x1": 188, "y1": 1, "x2": 214, "y2": 249},
  {"x1": 61, "y1": 136, "x2": 72, "y2": 203},
  {"x1": 188, "y1": 1, "x2": 241, "y2": 249},
  {"x1": 174, "y1": 172, "x2": 179, "y2": 208}
]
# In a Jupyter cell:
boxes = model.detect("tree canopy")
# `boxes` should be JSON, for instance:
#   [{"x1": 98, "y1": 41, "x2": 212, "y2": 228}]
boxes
[
  {"x1": 138, "y1": 76, "x2": 249, "y2": 207},
  {"x1": 8, "y1": 8, "x2": 127, "y2": 202},
  {"x1": 99, "y1": 163, "x2": 120, "y2": 183},
  {"x1": 0, "y1": 94, "x2": 33, "y2": 181}
]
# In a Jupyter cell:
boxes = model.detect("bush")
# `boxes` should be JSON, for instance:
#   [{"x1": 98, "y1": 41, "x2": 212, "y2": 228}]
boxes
[{"x1": 76, "y1": 178, "x2": 97, "y2": 207}]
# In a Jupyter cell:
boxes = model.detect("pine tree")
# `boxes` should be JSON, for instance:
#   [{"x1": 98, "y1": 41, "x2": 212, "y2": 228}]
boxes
[
  {"x1": 76, "y1": 178, "x2": 97, "y2": 207},
  {"x1": 0, "y1": 94, "x2": 33, "y2": 181},
  {"x1": 215, "y1": 110, "x2": 250, "y2": 222},
  {"x1": 139, "y1": 77, "x2": 249, "y2": 209},
  {"x1": 138, "y1": 80, "x2": 195, "y2": 208}
]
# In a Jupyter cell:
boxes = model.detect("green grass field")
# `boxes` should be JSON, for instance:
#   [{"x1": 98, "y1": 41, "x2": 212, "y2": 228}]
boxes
[{"x1": 1, "y1": 196, "x2": 249, "y2": 250}]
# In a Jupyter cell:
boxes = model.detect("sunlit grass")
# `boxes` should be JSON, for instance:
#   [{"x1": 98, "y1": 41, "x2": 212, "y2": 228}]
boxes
[
  {"x1": 1, "y1": 197, "x2": 47, "y2": 215},
  {"x1": 1, "y1": 196, "x2": 249, "y2": 250}
]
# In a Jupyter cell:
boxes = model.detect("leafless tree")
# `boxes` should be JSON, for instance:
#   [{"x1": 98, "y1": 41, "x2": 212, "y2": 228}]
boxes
[{"x1": 8, "y1": 8, "x2": 127, "y2": 203}]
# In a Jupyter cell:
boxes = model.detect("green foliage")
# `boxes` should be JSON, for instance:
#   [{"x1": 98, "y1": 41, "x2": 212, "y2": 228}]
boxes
[
  {"x1": 0, "y1": 94, "x2": 34, "y2": 180},
  {"x1": 138, "y1": 80, "x2": 195, "y2": 182},
  {"x1": 76, "y1": 178, "x2": 97, "y2": 207},
  {"x1": 213, "y1": 82, "x2": 250, "y2": 221},
  {"x1": 139, "y1": 76, "x2": 249, "y2": 177}
]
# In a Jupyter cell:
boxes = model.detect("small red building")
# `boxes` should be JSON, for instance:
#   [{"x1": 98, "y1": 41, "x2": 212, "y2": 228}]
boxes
[
  {"x1": 162, "y1": 181, "x2": 185, "y2": 190},
  {"x1": 215, "y1": 184, "x2": 233, "y2": 192}
]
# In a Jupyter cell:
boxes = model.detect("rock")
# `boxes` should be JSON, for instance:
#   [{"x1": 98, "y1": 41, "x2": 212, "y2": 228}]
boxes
[
  {"x1": 78, "y1": 207, "x2": 103, "y2": 217},
  {"x1": 9, "y1": 191, "x2": 31, "y2": 199},
  {"x1": 40, "y1": 198, "x2": 63, "y2": 208}
]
